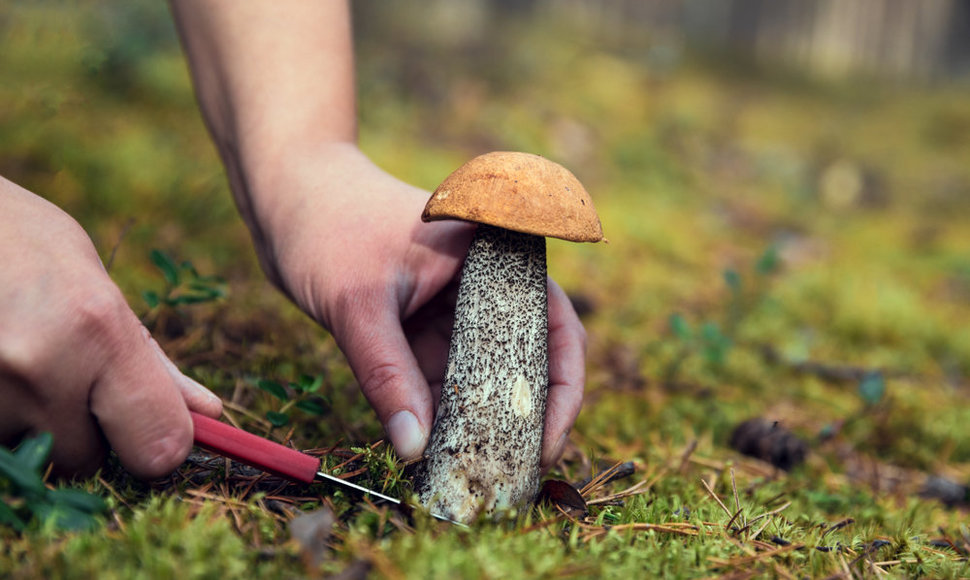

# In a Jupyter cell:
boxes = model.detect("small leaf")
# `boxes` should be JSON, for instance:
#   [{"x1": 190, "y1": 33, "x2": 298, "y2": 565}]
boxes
[
  {"x1": 266, "y1": 411, "x2": 290, "y2": 427},
  {"x1": 700, "y1": 322, "x2": 731, "y2": 366},
  {"x1": 0, "y1": 448, "x2": 46, "y2": 496},
  {"x1": 755, "y1": 245, "x2": 781, "y2": 275},
  {"x1": 180, "y1": 260, "x2": 199, "y2": 279},
  {"x1": 668, "y1": 313, "x2": 692, "y2": 341},
  {"x1": 296, "y1": 400, "x2": 325, "y2": 415},
  {"x1": 858, "y1": 372, "x2": 886, "y2": 406},
  {"x1": 701, "y1": 321, "x2": 725, "y2": 342},
  {"x1": 300, "y1": 374, "x2": 325, "y2": 393},
  {"x1": 170, "y1": 292, "x2": 220, "y2": 305},
  {"x1": 536, "y1": 479, "x2": 588, "y2": 518},
  {"x1": 46, "y1": 488, "x2": 107, "y2": 514},
  {"x1": 187, "y1": 280, "x2": 226, "y2": 298},
  {"x1": 0, "y1": 501, "x2": 26, "y2": 531},
  {"x1": 258, "y1": 380, "x2": 289, "y2": 402},
  {"x1": 194, "y1": 273, "x2": 224, "y2": 285},
  {"x1": 142, "y1": 290, "x2": 160, "y2": 309},
  {"x1": 149, "y1": 249, "x2": 180, "y2": 286},
  {"x1": 14, "y1": 432, "x2": 52, "y2": 472},
  {"x1": 723, "y1": 269, "x2": 742, "y2": 294},
  {"x1": 292, "y1": 374, "x2": 324, "y2": 394},
  {"x1": 30, "y1": 500, "x2": 101, "y2": 532}
]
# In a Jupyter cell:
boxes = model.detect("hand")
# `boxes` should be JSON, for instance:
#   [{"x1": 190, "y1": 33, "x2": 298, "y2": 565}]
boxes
[
  {"x1": 166, "y1": 0, "x2": 585, "y2": 468},
  {"x1": 0, "y1": 178, "x2": 223, "y2": 478},
  {"x1": 245, "y1": 144, "x2": 585, "y2": 469}
]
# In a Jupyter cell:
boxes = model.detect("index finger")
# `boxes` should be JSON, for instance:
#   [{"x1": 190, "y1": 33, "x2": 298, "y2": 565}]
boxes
[{"x1": 541, "y1": 277, "x2": 587, "y2": 469}]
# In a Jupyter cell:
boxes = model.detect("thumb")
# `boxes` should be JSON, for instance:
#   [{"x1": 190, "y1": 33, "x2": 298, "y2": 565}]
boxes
[
  {"x1": 89, "y1": 317, "x2": 200, "y2": 480},
  {"x1": 147, "y1": 335, "x2": 223, "y2": 419},
  {"x1": 336, "y1": 305, "x2": 433, "y2": 461}
]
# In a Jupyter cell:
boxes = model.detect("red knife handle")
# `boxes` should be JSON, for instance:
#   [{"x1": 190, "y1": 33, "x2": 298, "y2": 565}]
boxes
[{"x1": 190, "y1": 411, "x2": 320, "y2": 484}]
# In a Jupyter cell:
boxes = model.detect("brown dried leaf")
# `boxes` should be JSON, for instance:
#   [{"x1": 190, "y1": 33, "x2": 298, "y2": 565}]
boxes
[
  {"x1": 290, "y1": 506, "x2": 335, "y2": 571},
  {"x1": 537, "y1": 479, "x2": 588, "y2": 518}
]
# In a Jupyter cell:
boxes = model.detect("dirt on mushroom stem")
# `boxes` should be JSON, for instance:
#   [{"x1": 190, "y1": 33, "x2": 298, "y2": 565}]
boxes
[{"x1": 413, "y1": 224, "x2": 549, "y2": 523}]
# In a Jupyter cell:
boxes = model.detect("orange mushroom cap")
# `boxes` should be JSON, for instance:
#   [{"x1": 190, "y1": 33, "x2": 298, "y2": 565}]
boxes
[{"x1": 422, "y1": 151, "x2": 603, "y2": 243}]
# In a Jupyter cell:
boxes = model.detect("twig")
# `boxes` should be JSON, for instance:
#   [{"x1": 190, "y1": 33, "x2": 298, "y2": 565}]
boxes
[
  {"x1": 748, "y1": 516, "x2": 775, "y2": 542},
  {"x1": 586, "y1": 469, "x2": 664, "y2": 506},
  {"x1": 579, "y1": 521, "x2": 700, "y2": 540},
  {"x1": 822, "y1": 518, "x2": 855, "y2": 538},
  {"x1": 742, "y1": 501, "x2": 792, "y2": 531},
  {"x1": 579, "y1": 461, "x2": 633, "y2": 497},
  {"x1": 222, "y1": 401, "x2": 271, "y2": 429},
  {"x1": 97, "y1": 475, "x2": 132, "y2": 510},
  {"x1": 726, "y1": 507, "x2": 745, "y2": 531},
  {"x1": 677, "y1": 439, "x2": 698, "y2": 474},
  {"x1": 731, "y1": 469, "x2": 741, "y2": 516},
  {"x1": 103, "y1": 217, "x2": 135, "y2": 272},
  {"x1": 702, "y1": 478, "x2": 734, "y2": 519},
  {"x1": 708, "y1": 543, "x2": 805, "y2": 568}
]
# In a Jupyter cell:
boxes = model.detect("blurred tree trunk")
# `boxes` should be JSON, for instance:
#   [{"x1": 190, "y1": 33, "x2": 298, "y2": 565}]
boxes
[{"x1": 530, "y1": 0, "x2": 970, "y2": 82}]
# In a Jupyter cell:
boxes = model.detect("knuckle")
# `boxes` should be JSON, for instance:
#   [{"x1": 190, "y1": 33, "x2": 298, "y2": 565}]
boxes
[
  {"x1": 357, "y1": 360, "x2": 405, "y2": 410},
  {"x1": 73, "y1": 286, "x2": 126, "y2": 330},
  {"x1": 70, "y1": 285, "x2": 134, "y2": 348},
  {"x1": 0, "y1": 284, "x2": 129, "y2": 383}
]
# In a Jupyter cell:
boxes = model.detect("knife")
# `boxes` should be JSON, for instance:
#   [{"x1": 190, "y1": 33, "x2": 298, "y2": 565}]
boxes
[{"x1": 190, "y1": 411, "x2": 465, "y2": 526}]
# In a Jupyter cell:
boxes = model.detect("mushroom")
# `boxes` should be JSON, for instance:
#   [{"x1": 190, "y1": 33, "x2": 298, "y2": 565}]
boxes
[{"x1": 414, "y1": 151, "x2": 603, "y2": 523}]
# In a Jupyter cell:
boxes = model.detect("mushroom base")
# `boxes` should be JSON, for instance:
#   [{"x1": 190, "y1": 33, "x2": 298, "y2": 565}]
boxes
[{"x1": 414, "y1": 225, "x2": 548, "y2": 523}]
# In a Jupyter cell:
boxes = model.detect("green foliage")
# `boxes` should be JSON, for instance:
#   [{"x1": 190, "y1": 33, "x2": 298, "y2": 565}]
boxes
[
  {"x1": 0, "y1": 434, "x2": 105, "y2": 532},
  {"x1": 345, "y1": 443, "x2": 408, "y2": 496},
  {"x1": 2, "y1": 497, "x2": 270, "y2": 579},
  {"x1": 857, "y1": 372, "x2": 886, "y2": 406},
  {"x1": 663, "y1": 245, "x2": 780, "y2": 380},
  {"x1": 142, "y1": 249, "x2": 226, "y2": 309},
  {"x1": 256, "y1": 374, "x2": 328, "y2": 430}
]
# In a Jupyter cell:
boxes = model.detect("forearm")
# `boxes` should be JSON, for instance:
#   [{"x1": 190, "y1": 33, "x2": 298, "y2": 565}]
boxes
[{"x1": 168, "y1": 0, "x2": 357, "y2": 238}]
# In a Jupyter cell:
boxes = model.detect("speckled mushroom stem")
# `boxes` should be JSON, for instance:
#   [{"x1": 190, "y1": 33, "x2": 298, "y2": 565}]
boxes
[{"x1": 414, "y1": 224, "x2": 548, "y2": 523}]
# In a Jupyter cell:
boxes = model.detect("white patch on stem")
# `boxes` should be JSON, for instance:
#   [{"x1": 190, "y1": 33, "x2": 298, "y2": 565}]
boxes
[{"x1": 511, "y1": 374, "x2": 533, "y2": 417}]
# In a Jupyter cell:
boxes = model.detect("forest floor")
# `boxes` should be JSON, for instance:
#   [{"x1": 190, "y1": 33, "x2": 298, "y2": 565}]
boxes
[{"x1": 2, "y1": 3, "x2": 970, "y2": 578}]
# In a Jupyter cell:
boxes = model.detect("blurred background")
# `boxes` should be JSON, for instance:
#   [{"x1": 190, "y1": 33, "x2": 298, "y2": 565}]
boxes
[{"x1": 2, "y1": 1, "x2": 969, "y2": 475}]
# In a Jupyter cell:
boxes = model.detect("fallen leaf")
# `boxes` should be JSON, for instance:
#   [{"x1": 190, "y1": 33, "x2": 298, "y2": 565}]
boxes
[
  {"x1": 290, "y1": 506, "x2": 335, "y2": 572},
  {"x1": 537, "y1": 479, "x2": 588, "y2": 518}
]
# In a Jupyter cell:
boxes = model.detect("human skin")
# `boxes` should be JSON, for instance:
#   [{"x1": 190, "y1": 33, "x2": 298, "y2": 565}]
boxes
[
  {"x1": 167, "y1": 0, "x2": 587, "y2": 468},
  {"x1": 0, "y1": 1, "x2": 585, "y2": 478},
  {"x1": 0, "y1": 178, "x2": 223, "y2": 479}
]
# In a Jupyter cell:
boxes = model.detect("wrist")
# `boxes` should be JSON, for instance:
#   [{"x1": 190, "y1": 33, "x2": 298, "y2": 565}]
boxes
[{"x1": 227, "y1": 140, "x2": 372, "y2": 286}]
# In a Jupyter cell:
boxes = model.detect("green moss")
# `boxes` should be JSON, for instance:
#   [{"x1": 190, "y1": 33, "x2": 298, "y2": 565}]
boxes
[
  {"x1": 2, "y1": 0, "x2": 970, "y2": 577},
  {"x1": 0, "y1": 497, "x2": 288, "y2": 579}
]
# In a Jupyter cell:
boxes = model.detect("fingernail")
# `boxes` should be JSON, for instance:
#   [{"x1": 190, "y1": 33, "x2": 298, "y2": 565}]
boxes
[
  {"x1": 150, "y1": 338, "x2": 222, "y2": 409},
  {"x1": 387, "y1": 411, "x2": 425, "y2": 460},
  {"x1": 179, "y1": 373, "x2": 223, "y2": 407}
]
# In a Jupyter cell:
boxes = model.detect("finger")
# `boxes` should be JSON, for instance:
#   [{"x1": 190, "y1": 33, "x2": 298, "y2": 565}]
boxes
[
  {"x1": 541, "y1": 278, "x2": 587, "y2": 470},
  {"x1": 89, "y1": 309, "x2": 195, "y2": 480},
  {"x1": 148, "y1": 334, "x2": 223, "y2": 418},
  {"x1": 334, "y1": 294, "x2": 433, "y2": 461},
  {"x1": 0, "y1": 372, "x2": 107, "y2": 478}
]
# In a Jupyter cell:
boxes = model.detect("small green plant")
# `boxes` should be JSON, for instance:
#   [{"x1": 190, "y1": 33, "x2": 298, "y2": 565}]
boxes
[
  {"x1": 257, "y1": 374, "x2": 329, "y2": 429},
  {"x1": 346, "y1": 443, "x2": 407, "y2": 494},
  {"x1": 663, "y1": 245, "x2": 781, "y2": 381},
  {"x1": 0, "y1": 433, "x2": 106, "y2": 532},
  {"x1": 142, "y1": 249, "x2": 227, "y2": 309},
  {"x1": 857, "y1": 371, "x2": 886, "y2": 406}
]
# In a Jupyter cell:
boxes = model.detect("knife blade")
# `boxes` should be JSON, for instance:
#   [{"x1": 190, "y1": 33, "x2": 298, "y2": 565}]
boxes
[{"x1": 189, "y1": 411, "x2": 465, "y2": 526}]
